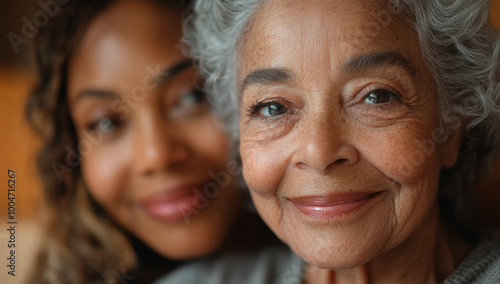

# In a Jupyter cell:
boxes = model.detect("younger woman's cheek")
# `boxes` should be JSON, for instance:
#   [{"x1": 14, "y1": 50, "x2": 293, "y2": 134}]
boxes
[{"x1": 82, "y1": 146, "x2": 128, "y2": 203}]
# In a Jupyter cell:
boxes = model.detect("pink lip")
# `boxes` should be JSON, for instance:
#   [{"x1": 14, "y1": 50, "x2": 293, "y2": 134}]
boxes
[
  {"x1": 288, "y1": 192, "x2": 382, "y2": 220},
  {"x1": 140, "y1": 183, "x2": 208, "y2": 222}
]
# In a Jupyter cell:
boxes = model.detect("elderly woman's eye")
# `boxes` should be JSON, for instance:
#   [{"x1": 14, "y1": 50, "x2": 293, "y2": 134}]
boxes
[
  {"x1": 247, "y1": 101, "x2": 289, "y2": 118},
  {"x1": 364, "y1": 89, "x2": 399, "y2": 104},
  {"x1": 261, "y1": 103, "x2": 288, "y2": 116}
]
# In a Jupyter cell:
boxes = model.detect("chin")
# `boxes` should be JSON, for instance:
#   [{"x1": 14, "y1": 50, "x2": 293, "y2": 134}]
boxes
[
  {"x1": 283, "y1": 218, "x2": 391, "y2": 270},
  {"x1": 154, "y1": 233, "x2": 225, "y2": 260},
  {"x1": 302, "y1": 249, "x2": 374, "y2": 271},
  {"x1": 294, "y1": 239, "x2": 377, "y2": 270},
  {"x1": 138, "y1": 217, "x2": 230, "y2": 260}
]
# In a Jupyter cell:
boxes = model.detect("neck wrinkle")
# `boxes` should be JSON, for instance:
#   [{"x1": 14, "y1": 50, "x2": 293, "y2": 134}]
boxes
[
  {"x1": 332, "y1": 204, "x2": 447, "y2": 283},
  {"x1": 362, "y1": 204, "x2": 442, "y2": 283},
  {"x1": 304, "y1": 204, "x2": 469, "y2": 284},
  {"x1": 330, "y1": 265, "x2": 369, "y2": 284}
]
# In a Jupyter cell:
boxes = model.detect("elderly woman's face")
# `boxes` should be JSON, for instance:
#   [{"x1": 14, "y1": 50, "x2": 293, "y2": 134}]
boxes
[{"x1": 239, "y1": 0, "x2": 461, "y2": 269}]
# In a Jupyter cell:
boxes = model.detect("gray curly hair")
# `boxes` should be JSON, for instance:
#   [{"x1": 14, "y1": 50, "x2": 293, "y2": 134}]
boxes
[{"x1": 184, "y1": 0, "x2": 500, "y2": 236}]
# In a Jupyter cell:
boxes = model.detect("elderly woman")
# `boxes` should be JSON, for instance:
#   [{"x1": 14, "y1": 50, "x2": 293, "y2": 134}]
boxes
[{"x1": 185, "y1": 0, "x2": 500, "y2": 283}]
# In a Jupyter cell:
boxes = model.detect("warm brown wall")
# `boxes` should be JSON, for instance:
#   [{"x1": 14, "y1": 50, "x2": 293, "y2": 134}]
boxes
[
  {"x1": 0, "y1": 68, "x2": 40, "y2": 219},
  {"x1": 492, "y1": 0, "x2": 500, "y2": 29}
]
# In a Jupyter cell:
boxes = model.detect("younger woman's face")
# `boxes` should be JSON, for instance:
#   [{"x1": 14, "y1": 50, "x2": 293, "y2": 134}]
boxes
[{"x1": 68, "y1": 0, "x2": 241, "y2": 259}]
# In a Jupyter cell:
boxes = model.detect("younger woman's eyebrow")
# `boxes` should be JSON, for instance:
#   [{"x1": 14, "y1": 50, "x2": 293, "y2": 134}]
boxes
[
  {"x1": 73, "y1": 89, "x2": 120, "y2": 104},
  {"x1": 154, "y1": 59, "x2": 192, "y2": 85},
  {"x1": 344, "y1": 51, "x2": 417, "y2": 77},
  {"x1": 73, "y1": 59, "x2": 193, "y2": 104}
]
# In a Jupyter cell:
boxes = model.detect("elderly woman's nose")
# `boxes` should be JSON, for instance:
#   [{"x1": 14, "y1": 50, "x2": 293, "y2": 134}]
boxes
[
  {"x1": 294, "y1": 116, "x2": 359, "y2": 173},
  {"x1": 132, "y1": 115, "x2": 189, "y2": 175}
]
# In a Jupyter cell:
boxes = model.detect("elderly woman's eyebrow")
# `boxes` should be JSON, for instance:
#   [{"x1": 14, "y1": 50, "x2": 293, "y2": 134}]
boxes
[
  {"x1": 344, "y1": 51, "x2": 417, "y2": 77},
  {"x1": 240, "y1": 68, "x2": 293, "y2": 94},
  {"x1": 239, "y1": 52, "x2": 415, "y2": 96}
]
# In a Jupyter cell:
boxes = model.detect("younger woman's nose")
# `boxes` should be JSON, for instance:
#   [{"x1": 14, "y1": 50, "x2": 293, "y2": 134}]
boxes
[{"x1": 132, "y1": 112, "x2": 189, "y2": 175}]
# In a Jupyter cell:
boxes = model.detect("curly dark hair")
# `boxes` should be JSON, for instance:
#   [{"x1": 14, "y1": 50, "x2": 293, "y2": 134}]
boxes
[{"x1": 25, "y1": 1, "x2": 191, "y2": 283}]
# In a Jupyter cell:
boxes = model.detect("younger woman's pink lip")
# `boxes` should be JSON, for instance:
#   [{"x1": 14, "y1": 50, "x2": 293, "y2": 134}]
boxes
[
  {"x1": 287, "y1": 192, "x2": 382, "y2": 220},
  {"x1": 140, "y1": 182, "x2": 209, "y2": 222}
]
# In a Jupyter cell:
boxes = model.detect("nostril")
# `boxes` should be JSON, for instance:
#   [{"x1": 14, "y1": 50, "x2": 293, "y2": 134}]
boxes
[{"x1": 334, "y1": 158, "x2": 348, "y2": 164}]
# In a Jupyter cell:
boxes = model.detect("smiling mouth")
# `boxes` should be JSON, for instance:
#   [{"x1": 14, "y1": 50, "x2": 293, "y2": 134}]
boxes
[
  {"x1": 287, "y1": 191, "x2": 383, "y2": 220},
  {"x1": 140, "y1": 181, "x2": 211, "y2": 223}
]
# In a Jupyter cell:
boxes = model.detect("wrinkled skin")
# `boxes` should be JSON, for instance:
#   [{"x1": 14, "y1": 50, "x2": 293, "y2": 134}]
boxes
[{"x1": 238, "y1": 0, "x2": 464, "y2": 282}]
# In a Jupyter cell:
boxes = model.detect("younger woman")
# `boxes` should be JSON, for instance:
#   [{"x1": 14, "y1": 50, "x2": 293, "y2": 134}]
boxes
[{"x1": 26, "y1": 0, "x2": 273, "y2": 282}]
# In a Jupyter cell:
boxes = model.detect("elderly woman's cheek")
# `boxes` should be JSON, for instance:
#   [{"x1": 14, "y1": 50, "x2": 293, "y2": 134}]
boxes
[
  {"x1": 360, "y1": 124, "x2": 442, "y2": 231},
  {"x1": 241, "y1": 141, "x2": 286, "y2": 197},
  {"x1": 362, "y1": 121, "x2": 440, "y2": 182}
]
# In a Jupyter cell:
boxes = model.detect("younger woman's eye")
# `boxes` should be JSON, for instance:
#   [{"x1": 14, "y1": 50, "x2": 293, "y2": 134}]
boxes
[
  {"x1": 175, "y1": 88, "x2": 206, "y2": 109},
  {"x1": 87, "y1": 117, "x2": 118, "y2": 134},
  {"x1": 363, "y1": 89, "x2": 399, "y2": 104},
  {"x1": 246, "y1": 101, "x2": 289, "y2": 118}
]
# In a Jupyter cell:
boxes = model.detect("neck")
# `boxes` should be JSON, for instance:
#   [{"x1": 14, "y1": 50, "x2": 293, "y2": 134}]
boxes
[{"x1": 304, "y1": 205, "x2": 471, "y2": 284}]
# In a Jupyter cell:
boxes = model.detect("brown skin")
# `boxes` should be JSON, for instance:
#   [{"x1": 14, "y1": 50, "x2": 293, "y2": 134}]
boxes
[
  {"x1": 239, "y1": 0, "x2": 465, "y2": 282},
  {"x1": 68, "y1": 0, "x2": 242, "y2": 260}
]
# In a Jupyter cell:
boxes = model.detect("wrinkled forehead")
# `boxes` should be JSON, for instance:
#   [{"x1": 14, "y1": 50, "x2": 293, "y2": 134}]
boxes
[{"x1": 239, "y1": 0, "x2": 419, "y2": 73}]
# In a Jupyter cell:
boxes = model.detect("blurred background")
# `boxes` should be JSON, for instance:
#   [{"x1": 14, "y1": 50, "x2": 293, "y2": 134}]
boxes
[{"x1": 0, "y1": 1, "x2": 499, "y2": 283}]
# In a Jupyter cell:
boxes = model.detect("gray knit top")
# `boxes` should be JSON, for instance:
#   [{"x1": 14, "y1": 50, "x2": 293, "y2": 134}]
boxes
[
  {"x1": 153, "y1": 246, "x2": 305, "y2": 284},
  {"x1": 444, "y1": 231, "x2": 500, "y2": 284},
  {"x1": 154, "y1": 232, "x2": 500, "y2": 284}
]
